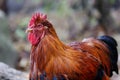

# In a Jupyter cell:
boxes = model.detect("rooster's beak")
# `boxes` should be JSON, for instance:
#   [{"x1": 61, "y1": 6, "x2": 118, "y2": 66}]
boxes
[{"x1": 25, "y1": 28, "x2": 33, "y2": 33}]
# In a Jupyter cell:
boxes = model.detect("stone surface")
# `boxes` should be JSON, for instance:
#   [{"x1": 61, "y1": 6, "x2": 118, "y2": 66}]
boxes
[{"x1": 0, "y1": 62, "x2": 28, "y2": 80}]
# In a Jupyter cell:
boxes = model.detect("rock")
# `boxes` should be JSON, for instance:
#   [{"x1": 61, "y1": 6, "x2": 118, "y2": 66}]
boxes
[
  {"x1": 0, "y1": 10, "x2": 5, "y2": 18},
  {"x1": 111, "y1": 72, "x2": 120, "y2": 80},
  {"x1": 0, "y1": 62, "x2": 28, "y2": 80}
]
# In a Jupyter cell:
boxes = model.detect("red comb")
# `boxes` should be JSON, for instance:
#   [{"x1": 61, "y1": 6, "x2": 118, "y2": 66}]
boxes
[{"x1": 28, "y1": 12, "x2": 47, "y2": 27}]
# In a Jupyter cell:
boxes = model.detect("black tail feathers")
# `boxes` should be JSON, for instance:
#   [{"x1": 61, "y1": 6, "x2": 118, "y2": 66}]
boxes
[{"x1": 97, "y1": 35, "x2": 118, "y2": 76}]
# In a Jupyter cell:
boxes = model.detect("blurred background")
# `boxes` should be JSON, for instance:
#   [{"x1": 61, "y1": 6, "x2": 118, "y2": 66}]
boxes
[{"x1": 0, "y1": 0, "x2": 120, "y2": 79}]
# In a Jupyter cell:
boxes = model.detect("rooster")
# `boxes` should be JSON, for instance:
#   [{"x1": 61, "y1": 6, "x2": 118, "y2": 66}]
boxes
[{"x1": 26, "y1": 12, "x2": 118, "y2": 80}]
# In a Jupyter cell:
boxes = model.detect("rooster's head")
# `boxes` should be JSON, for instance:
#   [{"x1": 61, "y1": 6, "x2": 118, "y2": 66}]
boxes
[{"x1": 26, "y1": 12, "x2": 50, "y2": 45}]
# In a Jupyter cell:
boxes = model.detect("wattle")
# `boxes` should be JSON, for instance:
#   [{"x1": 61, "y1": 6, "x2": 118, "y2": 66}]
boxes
[{"x1": 28, "y1": 33, "x2": 40, "y2": 45}]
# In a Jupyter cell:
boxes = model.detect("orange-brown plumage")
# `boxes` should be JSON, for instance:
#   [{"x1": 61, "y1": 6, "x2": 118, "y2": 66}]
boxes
[
  {"x1": 69, "y1": 38, "x2": 111, "y2": 76},
  {"x1": 26, "y1": 12, "x2": 118, "y2": 80}
]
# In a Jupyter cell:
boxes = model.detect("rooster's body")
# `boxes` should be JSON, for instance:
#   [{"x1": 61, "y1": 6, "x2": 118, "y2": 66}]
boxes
[{"x1": 26, "y1": 12, "x2": 118, "y2": 80}]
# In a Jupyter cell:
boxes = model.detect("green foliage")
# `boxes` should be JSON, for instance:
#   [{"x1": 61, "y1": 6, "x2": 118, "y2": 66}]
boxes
[
  {"x1": 32, "y1": 0, "x2": 41, "y2": 4},
  {"x1": 19, "y1": 17, "x2": 29, "y2": 28},
  {"x1": 0, "y1": 18, "x2": 10, "y2": 38},
  {"x1": 0, "y1": 18, "x2": 18, "y2": 67},
  {"x1": 42, "y1": 0, "x2": 58, "y2": 11},
  {"x1": 109, "y1": 0, "x2": 116, "y2": 4},
  {"x1": 15, "y1": 29, "x2": 25, "y2": 39},
  {"x1": 15, "y1": 17, "x2": 30, "y2": 39},
  {"x1": 42, "y1": 0, "x2": 72, "y2": 16},
  {"x1": 56, "y1": 0, "x2": 71, "y2": 15}
]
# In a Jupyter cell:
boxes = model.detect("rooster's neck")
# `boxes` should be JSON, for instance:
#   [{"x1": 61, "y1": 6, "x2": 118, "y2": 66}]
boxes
[
  {"x1": 31, "y1": 32, "x2": 68, "y2": 71},
  {"x1": 39, "y1": 33, "x2": 67, "y2": 55}
]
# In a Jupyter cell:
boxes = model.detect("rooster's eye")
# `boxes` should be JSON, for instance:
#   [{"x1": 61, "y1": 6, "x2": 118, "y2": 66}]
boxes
[{"x1": 37, "y1": 23, "x2": 43, "y2": 27}]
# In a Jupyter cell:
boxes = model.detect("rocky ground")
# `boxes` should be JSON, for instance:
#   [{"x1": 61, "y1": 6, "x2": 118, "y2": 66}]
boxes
[{"x1": 0, "y1": 62, "x2": 28, "y2": 80}]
